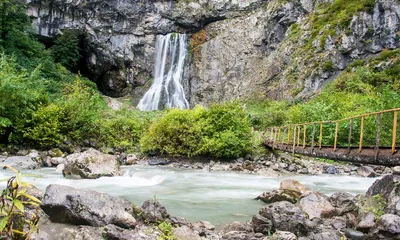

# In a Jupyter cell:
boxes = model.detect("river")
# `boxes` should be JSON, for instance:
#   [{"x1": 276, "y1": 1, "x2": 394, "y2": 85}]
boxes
[{"x1": 0, "y1": 165, "x2": 378, "y2": 227}]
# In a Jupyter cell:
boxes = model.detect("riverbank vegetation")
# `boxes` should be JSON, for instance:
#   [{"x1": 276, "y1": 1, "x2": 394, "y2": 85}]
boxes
[{"x1": 2, "y1": 0, "x2": 400, "y2": 160}]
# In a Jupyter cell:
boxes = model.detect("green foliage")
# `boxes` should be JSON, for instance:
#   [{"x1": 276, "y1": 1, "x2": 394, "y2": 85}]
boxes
[
  {"x1": 141, "y1": 102, "x2": 253, "y2": 159},
  {"x1": 58, "y1": 78, "x2": 107, "y2": 141},
  {"x1": 51, "y1": 29, "x2": 82, "y2": 70},
  {"x1": 0, "y1": 166, "x2": 41, "y2": 239},
  {"x1": 0, "y1": 55, "x2": 48, "y2": 138},
  {"x1": 157, "y1": 221, "x2": 177, "y2": 240},
  {"x1": 15, "y1": 103, "x2": 63, "y2": 147},
  {"x1": 245, "y1": 100, "x2": 289, "y2": 131},
  {"x1": 308, "y1": 0, "x2": 375, "y2": 46},
  {"x1": 357, "y1": 194, "x2": 386, "y2": 218},
  {"x1": 96, "y1": 109, "x2": 147, "y2": 152}
]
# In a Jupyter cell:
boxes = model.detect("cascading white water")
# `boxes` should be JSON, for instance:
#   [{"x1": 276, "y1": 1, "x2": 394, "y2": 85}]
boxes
[{"x1": 137, "y1": 33, "x2": 189, "y2": 111}]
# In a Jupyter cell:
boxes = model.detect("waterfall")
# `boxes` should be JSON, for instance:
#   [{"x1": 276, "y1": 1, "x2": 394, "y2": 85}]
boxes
[{"x1": 137, "y1": 33, "x2": 189, "y2": 111}]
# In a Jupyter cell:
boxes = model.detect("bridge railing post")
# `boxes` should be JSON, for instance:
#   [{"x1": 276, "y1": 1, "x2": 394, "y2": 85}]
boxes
[
  {"x1": 375, "y1": 113, "x2": 381, "y2": 160},
  {"x1": 319, "y1": 123, "x2": 323, "y2": 150},
  {"x1": 359, "y1": 116, "x2": 364, "y2": 153},
  {"x1": 334, "y1": 121, "x2": 339, "y2": 152},
  {"x1": 303, "y1": 124, "x2": 306, "y2": 149},
  {"x1": 311, "y1": 124, "x2": 316, "y2": 152},
  {"x1": 293, "y1": 125, "x2": 297, "y2": 154},
  {"x1": 393, "y1": 111, "x2": 398, "y2": 154},
  {"x1": 348, "y1": 119, "x2": 353, "y2": 153}
]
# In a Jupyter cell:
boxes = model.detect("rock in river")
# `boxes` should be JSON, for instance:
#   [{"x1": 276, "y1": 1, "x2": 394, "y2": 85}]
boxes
[
  {"x1": 63, "y1": 148, "x2": 119, "y2": 179},
  {"x1": 41, "y1": 184, "x2": 136, "y2": 228}
]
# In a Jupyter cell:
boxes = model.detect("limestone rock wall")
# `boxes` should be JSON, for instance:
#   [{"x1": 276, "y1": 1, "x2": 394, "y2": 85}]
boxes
[{"x1": 27, "y1": 0, "x2": 400, "y2": 104}]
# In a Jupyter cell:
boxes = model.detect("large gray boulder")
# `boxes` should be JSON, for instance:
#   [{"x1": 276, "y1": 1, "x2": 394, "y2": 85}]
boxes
[
  {"x1": 41, "y1": 184, "x2": 136, "y2": 228},
  {"x1": 367, "y1": 214, "x2": 400, "y2": 239},
  {"x1": 329, "y1": 192, "x2": 356, "y2": 215},
  {"x1": 299, "y1": 192, "x2": 335, "y2": 219},
  {"x1": 140, "y1": 200, "x2": 169, "y2": 224},
  {"x1": 258, "y1": 201, "x2": 310, "y2": 236},
  {"x1": 0, "y1": 156, "x2": 41, "y2": 170},
  {"x1": 63, "y1": 148, "x2": 119, "y2": 179}
]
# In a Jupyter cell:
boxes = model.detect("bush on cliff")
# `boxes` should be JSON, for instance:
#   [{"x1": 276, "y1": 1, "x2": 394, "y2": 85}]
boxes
[{"x1": 140, "y1": 102, "x2": 253, "y2": 159}]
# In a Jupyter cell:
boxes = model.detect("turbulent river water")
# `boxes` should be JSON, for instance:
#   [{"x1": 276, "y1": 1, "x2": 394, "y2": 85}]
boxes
[{"x1": 0, "y1": 165, "x2": 378, "y2": 227}]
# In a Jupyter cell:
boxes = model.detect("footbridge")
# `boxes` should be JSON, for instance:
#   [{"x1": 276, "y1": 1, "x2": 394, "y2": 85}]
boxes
[{"x1": 264, "y1": 108, "x2": 400, "y2": 166}]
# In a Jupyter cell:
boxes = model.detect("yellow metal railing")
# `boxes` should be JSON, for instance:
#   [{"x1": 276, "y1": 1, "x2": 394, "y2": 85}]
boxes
[{"x1": 266, "y1": 108, "x2": 400, "y2": 155}]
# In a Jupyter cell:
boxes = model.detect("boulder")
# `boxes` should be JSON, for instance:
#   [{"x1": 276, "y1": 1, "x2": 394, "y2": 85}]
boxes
[
  {"x1": 51, "y1": 157, "x2": 65, "y2": 166},
  {"x1": 173, "y1": 226, "x2": 202, "y2": 240},
  {"x1": 258, "y1": 201, "x2": 310, "y2": 236},
  {"x1": 367, "y1": 214, "x2": 400, "y2": 240},
  {"x1": 29, "y1": 150, "x2": 43, "y2": 163},
  {"x1": 365, "y1": 174, "x2": 400, "y2": 215},
  {"x1": 280, "y1": 180, "x2": 310, "y2": 195},
  {"x1": 329, "y1": 192, "x2": 356, "y2": 215},
  {"x1": 299, "y1": 192, "x2": 335, "y2": 219},
  {"x1": 356, "y1": 212, "x2": 375, "y2": 233},
  {"x1": 255, "y1": 189, "x2": 298, "y2": 204},
  {"x1": 393, "y1": 166, "x2": 400, "y2": 175},
  {"x1": 357, "y1": 166, "x2": 376, "y2": 177},
  {"x1": 41, "y1": 184, "x2": 136, "y2": 228},
  {"x1": 193, "y1": 220, "x2": 215, "y2": 235},
  {"x1": 252, "y1": 214, "x2": 273, "y2": 234},
  {"x1": 1, "y1": 156, "x2": 41, "y2": 170},
  {"x1": 103, "y1": 224, "x2": 139, "y2": 240},
  {"x1": 141, "y1": 200, "x2": 169, "y2": 223},
  {"x1": 63, "y1": 148, "x2": 119, "y2": 179}
]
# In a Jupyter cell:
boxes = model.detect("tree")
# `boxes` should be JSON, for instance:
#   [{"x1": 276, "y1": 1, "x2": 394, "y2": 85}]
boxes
[{"x1": 51, "y1": 29, "x2": 82, "y2": 70}]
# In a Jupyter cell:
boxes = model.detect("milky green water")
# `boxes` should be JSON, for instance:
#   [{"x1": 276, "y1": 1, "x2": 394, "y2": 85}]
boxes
[{"x1": 0, "y1": 165, "x2": 378, "y2": 227}]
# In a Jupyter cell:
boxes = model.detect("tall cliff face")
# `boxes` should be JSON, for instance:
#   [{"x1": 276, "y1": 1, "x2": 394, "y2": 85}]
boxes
[{"x1": 28, "y1": 0, "x2": 400, "y2": 105}]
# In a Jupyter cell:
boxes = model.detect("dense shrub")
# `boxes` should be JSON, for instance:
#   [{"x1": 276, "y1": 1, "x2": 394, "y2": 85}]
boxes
[
  {"x1": 0, "y1": 56, "x2": 47, "y2": 139},
  {"x1": 96, "y1": 109, "x2": 148, "y2": 152},
  {"x1": 141, "y1": 102, "x2": 253, "y2": 159}
]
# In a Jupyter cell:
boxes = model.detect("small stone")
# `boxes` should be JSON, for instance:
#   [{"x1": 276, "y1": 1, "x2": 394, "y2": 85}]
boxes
[
  {"x1": 288, "y1": 164, "x2": 297, "y2": 172},
  {"x1": 326, "y1": 165, "x2": 338, "y2": 174},
  {"x1": 344, "y1": 229, "x2": 364, "y2": 240},
  {"x1": 48, "y1": 148, "x2": 63, "y2": 158},
  {"x1": 126, "y1": 154, "x2": 138, "y2": 165}
]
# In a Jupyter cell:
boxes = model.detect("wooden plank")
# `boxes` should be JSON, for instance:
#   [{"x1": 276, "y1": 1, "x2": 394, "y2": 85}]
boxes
[
  {"x1": 303, "y1": 125, "x2": 306, "y2": 148},
  {"x1": 359, "y1": 116, "x2": 364, "y2": 153},
  {"x1": 334, "y1": 121, "x2": 339, "y2": 151},
  {"x1": 393, "y1": 111, "x2": 398, "y2": 154}
]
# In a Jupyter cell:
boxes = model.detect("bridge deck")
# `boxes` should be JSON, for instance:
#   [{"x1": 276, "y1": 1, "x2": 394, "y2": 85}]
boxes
[{"x1": 264, "y1": 140, "x2": 400, "y2": 166}]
